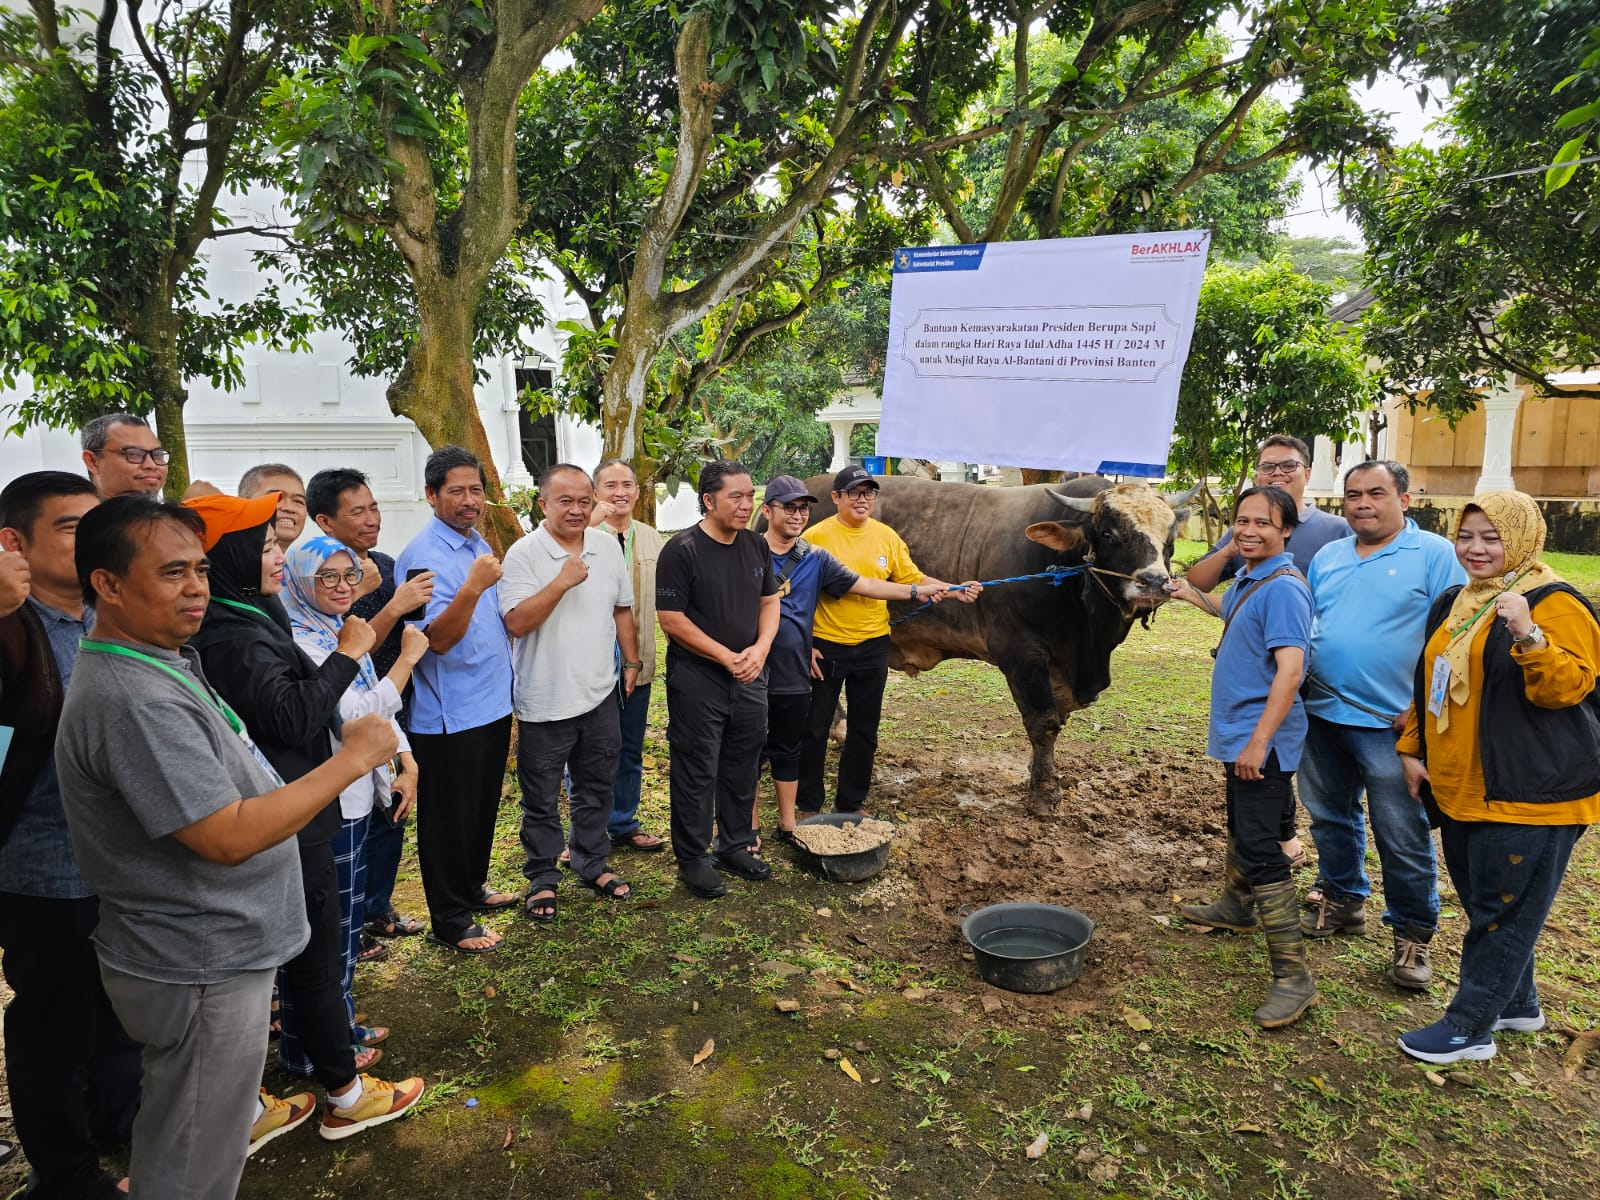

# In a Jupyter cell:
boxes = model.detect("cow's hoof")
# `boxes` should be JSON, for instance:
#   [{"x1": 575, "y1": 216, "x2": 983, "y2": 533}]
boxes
[{"x1": 1026, "y1": 792, "x2": 1060, "y2": 818}]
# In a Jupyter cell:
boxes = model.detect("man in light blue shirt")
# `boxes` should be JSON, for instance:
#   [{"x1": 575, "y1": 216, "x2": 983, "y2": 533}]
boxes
[
  {"x1": 1298, "y1": 460, "x2": 1465, "y2": 991},
  {"x1": 395, "y1": 446, "x2": 516, "y2": 953}
]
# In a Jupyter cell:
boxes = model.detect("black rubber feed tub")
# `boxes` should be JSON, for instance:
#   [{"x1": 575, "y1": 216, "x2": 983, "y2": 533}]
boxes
[
  {"x1": 961, "y1": 903, "x2": 1095, "y2": 994},
  {"x1": 794, "y1": 813, "x2": 892, "y2": 883}
]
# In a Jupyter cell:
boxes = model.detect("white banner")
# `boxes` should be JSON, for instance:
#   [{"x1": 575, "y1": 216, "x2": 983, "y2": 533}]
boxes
[{"x1": 878, "y1": 232, "x2": 1210, "y2": 476}]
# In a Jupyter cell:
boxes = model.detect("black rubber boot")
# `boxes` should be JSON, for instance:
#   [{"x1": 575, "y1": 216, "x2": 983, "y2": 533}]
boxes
[
  {"x1": 1178, "y1": 841, "x2": 1257, "y2": 932},
  {"x1": 1253, "y1": 879, "x2": 1318, "y2": 1029}
]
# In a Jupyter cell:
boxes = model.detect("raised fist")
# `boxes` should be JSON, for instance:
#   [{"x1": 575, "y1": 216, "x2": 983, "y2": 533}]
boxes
[
  {"x1": 465, "y1": 553, "x2": 503, "y2": 593},
  {"x1": 343, "y1": 713, "x2": 399, "y2": 772},
  {"x1": 337, "y1": 615, "x2": 377, "y2": 659}
]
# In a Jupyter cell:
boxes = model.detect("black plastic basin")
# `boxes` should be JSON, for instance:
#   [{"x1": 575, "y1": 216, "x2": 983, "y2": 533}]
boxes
[{"x1": 961, "y1": 903, "x2": 1094, "y2": 994}]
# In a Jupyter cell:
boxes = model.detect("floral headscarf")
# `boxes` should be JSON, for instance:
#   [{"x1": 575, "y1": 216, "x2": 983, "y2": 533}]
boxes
[
  {"x1": 281, "y1": 536, "x2": 382, "y2": 697},
  {"x1": 1435, "y1": 490, "x2": 1562, "y2": 732}
]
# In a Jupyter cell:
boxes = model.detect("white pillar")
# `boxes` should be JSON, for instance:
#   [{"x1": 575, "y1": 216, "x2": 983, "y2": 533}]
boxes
[
  {"x1": 827, "y1": 420, "x2": 856, "y2": 472},
  {"x1": 1474, "y1": 372, "x2": 1521, "y2": 493},
  {"x1": 1309, "y1": 435, "x2": 1337, "y2": 491},
  {"x1": 939, "y1": 461, "x2": 967, "y2": 482},
  {"x1": 499, "y1": 356, "x2": 534, "y2": 487}
]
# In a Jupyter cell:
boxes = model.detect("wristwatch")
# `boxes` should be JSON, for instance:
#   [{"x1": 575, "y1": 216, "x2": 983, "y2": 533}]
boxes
[
  {"x1": 1512, "y1": 625, "x2": 1544, "y2": 650},
  {"x1": 622, "y1": 660, "x2": 644, "y2": 671},
  {"x1": 909, "y1": 584, "x2": 920, "y2": 602}
]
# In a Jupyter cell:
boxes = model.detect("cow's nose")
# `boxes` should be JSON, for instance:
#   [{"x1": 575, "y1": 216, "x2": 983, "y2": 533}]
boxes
[{"x1": 1136, "y1": 568, "x2": 1169, "y2": 589}]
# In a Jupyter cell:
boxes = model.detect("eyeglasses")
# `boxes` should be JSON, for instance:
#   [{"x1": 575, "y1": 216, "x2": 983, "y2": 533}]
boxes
[
  {"x1": 313, "y1": 568, "x2": 363, "y2": 588},
  {"x1": 775, "y1": 502, "x2": 812, "y2": 514},
  {"x1": 106, "y1": 447, "x2": 171, "y2": 465},
  {"x1": 1254, "y1": 460, "x2": 1305, "y2": 476}
]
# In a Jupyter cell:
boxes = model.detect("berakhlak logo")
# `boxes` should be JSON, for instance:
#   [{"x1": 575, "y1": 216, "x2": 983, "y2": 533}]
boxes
[{"x1": 877, "y1": 555, "x2": 888, "y2": 569}]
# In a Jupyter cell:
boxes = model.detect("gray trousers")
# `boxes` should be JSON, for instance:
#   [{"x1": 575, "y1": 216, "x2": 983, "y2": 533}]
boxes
[
  {"x1": 99, "y1": 962, "x2": 276, "y2": 1200},
  {"x1": 517, "y1": 696, "x2": 622, "y2": 891}
]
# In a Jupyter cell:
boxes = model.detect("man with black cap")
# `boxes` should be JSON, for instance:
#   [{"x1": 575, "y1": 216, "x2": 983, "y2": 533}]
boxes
[
  {"x1": 798, "y1": 466, "x2": 979, "y2": 819},
  {"x1": 758, "y1": 475, "x2": 954, "y2": 843}
]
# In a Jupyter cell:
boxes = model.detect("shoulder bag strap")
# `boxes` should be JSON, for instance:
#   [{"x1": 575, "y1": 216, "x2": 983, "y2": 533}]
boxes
[
  {"x1": 774, "y1": 539, "x2": 812, "y2": 588},
  {"x1": 1211, "y1": 566, "x2": 1306, "y2": 661}
]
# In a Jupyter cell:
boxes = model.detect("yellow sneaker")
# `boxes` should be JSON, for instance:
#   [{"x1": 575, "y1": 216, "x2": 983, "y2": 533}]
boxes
[
  {"x1": 317, "y1": 1074, "x2": 425, "y2": 1141},
  {"x1": 248, "y1": 1087, "x2": 316, "y2": 1156}
]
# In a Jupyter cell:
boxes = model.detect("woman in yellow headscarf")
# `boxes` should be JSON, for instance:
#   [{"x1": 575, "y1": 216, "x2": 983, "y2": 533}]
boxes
[{"x1": 1395, "y1": 491, "x2": 1599, "y2": 1065}]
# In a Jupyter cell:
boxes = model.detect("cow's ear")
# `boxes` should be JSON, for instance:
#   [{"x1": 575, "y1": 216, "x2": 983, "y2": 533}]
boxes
[{"x1": 1025, "y1": 521, "x2": 1085, "y2": 552}]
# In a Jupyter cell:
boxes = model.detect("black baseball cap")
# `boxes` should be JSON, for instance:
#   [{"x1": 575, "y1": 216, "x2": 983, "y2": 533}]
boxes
[
  {"x1": 832, "y1": 465, "x2": 881, "y2": 494},
  {"x1": 763, "y1": 475, "x2": 818, "y2": 505}
]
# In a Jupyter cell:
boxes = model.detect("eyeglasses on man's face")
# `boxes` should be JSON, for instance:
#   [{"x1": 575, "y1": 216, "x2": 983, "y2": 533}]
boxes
[
  {"x1": 1254, "y1": 459, "x2": 1304, "y2": 477},
  {"x1": 775, "y1": 502, "x2": 812, "y2": 514},
  {"x1": 105, "y1": 446, "x2": 171, "y2": 465},
  {"x1": 314, "y1": 567, "x2": 364, "y2": 589}
]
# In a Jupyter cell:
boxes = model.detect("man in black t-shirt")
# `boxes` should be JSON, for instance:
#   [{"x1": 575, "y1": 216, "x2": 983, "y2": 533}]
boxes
[
  {"x1": 655, "y1": 460, "x2": 780, "y2": 899},
  {"x1": 307, "y1": 468, "x2": 435, "y2": 942}
]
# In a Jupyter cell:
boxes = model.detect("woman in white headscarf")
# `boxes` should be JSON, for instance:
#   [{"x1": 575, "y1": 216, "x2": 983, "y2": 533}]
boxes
[{"x1": 282, "y1": 536, "x2": 428, "y2": 1059}]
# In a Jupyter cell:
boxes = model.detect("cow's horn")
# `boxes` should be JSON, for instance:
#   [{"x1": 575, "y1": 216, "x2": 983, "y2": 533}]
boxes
[
  {"x1": 1048, "y1": 487, "x2": 1098, "y2": 513},
  {"x1": 1164, "y1": 483, "x2": 1202, "y2": 508}
]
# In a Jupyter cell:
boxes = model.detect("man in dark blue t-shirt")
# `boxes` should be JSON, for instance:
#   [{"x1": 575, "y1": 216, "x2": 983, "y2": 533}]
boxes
[{"x1": 755, "y1": 475, "x2": 951, "y2": 843}]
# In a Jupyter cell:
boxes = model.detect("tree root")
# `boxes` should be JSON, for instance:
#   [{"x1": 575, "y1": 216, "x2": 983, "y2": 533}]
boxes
[{"x1": 1555, "y1": 1028, "x2": 1600, "y2": 1078}]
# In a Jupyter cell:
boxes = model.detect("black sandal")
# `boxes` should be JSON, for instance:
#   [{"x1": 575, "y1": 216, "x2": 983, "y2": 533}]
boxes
[
  {"x1": 580, "y1": 873, "x2": 632, "y2": 901},
  {"x1": 473, "y1": 886, "x2": 519, "y2": 912},
  {"x1": 425, "y1": 922, "x2": 502, "y2": 954},
  {"x1": 364, "y1": 909, "x2": 424, "y2": 938},
  {"x1": 523, "y1": 888, "x2": 558, "y2": 922}
]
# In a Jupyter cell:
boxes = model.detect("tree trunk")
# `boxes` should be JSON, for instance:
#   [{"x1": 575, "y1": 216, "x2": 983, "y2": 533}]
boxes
[
  {"x1": 132, "y1": 302, "x2": 191, "y2": 499},
  {"x1": 387, "y1": 299, "x2": 523, "y2": 555}
]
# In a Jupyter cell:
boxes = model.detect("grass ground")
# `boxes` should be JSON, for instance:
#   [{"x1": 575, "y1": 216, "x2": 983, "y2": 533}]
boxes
[
  {"x1": 4, "y1": 548, "x2": 1595, "y2": 1199},
  {"x1": 215, "y1": 591, "x2": 1600, "y2": 1199}
]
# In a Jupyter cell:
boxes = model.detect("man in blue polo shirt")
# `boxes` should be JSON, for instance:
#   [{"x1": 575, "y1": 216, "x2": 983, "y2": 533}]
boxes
[
  {"x1": 1168, "y1": 485, "x2": 1315, "y2": 1029},
  {"x1": 1298, "y1": 461, "x2": 1464, "y2": 989},
  {"x1": 395, "y1": 446, "x2": 516, "y2": 953},
  {"x1": 1185, "y1": 433, "x2": 1352, "y2": 869}
]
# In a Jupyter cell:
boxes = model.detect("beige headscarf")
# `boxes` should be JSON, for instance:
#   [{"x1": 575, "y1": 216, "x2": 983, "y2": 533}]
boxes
[{"x1": 1434, "y1": 490, "x2": 1561, "y2": 732}]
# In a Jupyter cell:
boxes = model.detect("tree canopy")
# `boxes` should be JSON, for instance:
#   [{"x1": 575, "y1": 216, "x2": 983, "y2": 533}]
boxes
[
  {"x1": 1170, "y1": 258, "x2": 1372, "y2": 519},
  {"x1": 1349, "y1": 0, "x2": 1600, "y2": 415},
  {"x1": 0, "y1": 0, "x2": 314, "y2": 492}
]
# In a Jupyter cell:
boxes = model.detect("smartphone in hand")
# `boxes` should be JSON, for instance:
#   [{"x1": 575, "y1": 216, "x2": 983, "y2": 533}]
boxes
[{"x1": 402, "y1": 568, "x2": 428, "y2": 622}]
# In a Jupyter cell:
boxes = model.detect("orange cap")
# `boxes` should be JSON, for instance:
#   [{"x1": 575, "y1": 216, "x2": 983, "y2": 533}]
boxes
[{"x1": 182, "y1": 492, "x2": 281, "y2": 551}]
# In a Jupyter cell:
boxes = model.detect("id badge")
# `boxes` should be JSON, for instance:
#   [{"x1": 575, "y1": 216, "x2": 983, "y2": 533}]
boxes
[{"x1": 1427, "y1": 656, "x2": 1451, "y2": 718}]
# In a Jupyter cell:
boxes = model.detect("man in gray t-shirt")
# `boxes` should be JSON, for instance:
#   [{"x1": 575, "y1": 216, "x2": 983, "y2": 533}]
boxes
[{"x1": 55, "y1": 497, "x2": 398, "y2": 1199}]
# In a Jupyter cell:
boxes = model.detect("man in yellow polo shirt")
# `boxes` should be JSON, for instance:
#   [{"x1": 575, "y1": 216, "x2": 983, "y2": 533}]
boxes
[{"x1": 797, "y1": 466, "x2": 979, "y2": 817}]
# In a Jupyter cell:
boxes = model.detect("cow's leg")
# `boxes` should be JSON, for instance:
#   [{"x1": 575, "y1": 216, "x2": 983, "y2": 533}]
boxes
[{"x1": 999, "y1": 653, "x2": 1063, "y2": 814}]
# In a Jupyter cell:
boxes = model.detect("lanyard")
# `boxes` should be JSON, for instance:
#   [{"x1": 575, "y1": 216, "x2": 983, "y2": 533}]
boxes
[
  {"x1": 614, "y1": 522, "x2": 634, "y2": 568},
  {"x1": 1445, "y1": 569, "x2": 1531, "y2": 646},
  {"x1": 210, "y1": 596, "x2": 274, "y2": 625},
  {"x1": 78, "y1": 639, "x2": 243, "y2": 735}
]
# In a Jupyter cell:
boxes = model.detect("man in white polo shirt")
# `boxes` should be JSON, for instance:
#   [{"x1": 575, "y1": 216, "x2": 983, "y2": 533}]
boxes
[{"x1": 500, "y1": 464, "x2": 642, "y2": 919}]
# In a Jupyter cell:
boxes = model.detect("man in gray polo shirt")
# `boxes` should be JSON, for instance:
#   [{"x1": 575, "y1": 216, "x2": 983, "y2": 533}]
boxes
[
  {"x1": 501, "y1": 464, "x2": 641, "y2": 917},
  {"x1": 55, "y1": 497, "x2": 400, "y2": 1198}
]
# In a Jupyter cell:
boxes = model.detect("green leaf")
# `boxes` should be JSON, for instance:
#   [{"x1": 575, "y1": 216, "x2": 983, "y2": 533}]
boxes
[{"x1": 1544, "y1": 133, "x2": 1589, "y2": 197}]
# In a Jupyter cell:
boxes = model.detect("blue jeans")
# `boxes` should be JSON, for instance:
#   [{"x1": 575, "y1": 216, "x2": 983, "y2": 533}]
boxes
[
  {"x1": 607, "y1": 681, "x2": 652, "y2": 840},
  {"x1": 1439, "y1": 816, "x2": 1584, "y2": 1036},
  {"x1": 362, "y1": 806, "x2": 406, "y2": 923},
  {"x1": 1297, "y1": 716, "x2": 1439, "y2": 931}
]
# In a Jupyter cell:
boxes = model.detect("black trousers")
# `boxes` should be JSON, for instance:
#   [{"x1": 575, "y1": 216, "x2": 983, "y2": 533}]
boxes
[
  {"x1": 1224, "y1": 751, "x2": 1297, "y2": 888},
  {"x1": 763, "y1": 692, "x2": 811, "y2": 783},
  {"x1": 799, "y1": 635, "x2": 890, "y2": 813},
  {"x1": 517, "y1": 697, "x2": 621, "y2": 891},
  {"x1": 0, "y1": 892, "x2": 140, "y2": 1195},
  {"x1": 666, "y1": 652, "x2": 766, "y2": 865},
  {"x1": 277, "y1": 839, "x2": 357, "y2": 1090},
  {"x1": 411, "y1": 714, "x2": 513, "y2": 942}
]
